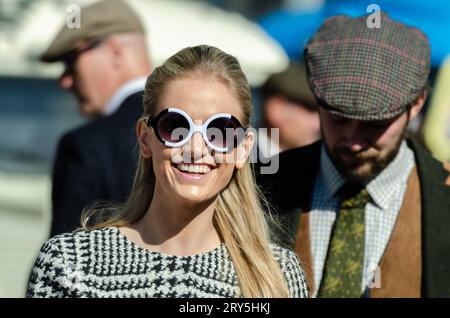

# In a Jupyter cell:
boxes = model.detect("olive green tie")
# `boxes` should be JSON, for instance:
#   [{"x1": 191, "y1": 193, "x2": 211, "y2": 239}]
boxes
[{"x1": 318, "y1": 185, "x2": 370, "y2": 298}]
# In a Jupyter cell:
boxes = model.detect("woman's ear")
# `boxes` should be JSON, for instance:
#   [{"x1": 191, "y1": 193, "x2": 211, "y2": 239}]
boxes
[
  {"x1": 137, "y1": 119, "x2": 152, "y2": 159},
  {"x1": 235, "y1": 130, "x2": 255, "y2": 170}
]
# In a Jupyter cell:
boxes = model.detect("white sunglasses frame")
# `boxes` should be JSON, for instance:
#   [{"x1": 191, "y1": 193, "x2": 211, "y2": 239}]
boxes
[{"x1": 143, "y1": 107, "x2": 246, "y2": 153}]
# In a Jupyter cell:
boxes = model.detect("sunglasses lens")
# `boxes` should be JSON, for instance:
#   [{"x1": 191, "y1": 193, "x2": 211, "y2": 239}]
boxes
[
  {"x1": 206, "y1": 117, "x2": 244, "y2": 149},
  {"x1": 157, "y1": 112, "x2": 190, "y2": 143}
]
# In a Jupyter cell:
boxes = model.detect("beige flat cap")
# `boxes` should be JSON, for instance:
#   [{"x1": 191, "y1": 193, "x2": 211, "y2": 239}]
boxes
[
  {"x1": 41, "y1": 0, "x2": 144, "y2": 62},
  {"x1": 262, "y1": 62, "x2": 318, "y2": 111}
]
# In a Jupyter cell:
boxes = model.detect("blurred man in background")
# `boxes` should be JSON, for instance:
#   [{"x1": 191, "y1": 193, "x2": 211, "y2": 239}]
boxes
[
  {"x1": 41, "y1": 0, "x2": 151, "y2": 236},
  {"x1": 259, "y1": 62, "x2": 320, "y2": 157}
]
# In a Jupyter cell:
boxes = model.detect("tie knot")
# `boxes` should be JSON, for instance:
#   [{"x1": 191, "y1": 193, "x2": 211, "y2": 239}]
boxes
[{"x1": 338, "y1": 184, "x2": 371, "y2": 209}]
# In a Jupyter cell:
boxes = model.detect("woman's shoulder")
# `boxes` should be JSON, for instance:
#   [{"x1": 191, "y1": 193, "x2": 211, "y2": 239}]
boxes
[
  {"x1": 270, "y1": 244, "x2": 305, "y2": 275},
  {"x1": 270, "y1": 244, "x2": 301, "y2": 265},
  {"x1": 40, "y1": 227, "x2": 118, "y2": 255},
  {"x1": 270, "y1": 244, "x2": 309, "y2": 298}
]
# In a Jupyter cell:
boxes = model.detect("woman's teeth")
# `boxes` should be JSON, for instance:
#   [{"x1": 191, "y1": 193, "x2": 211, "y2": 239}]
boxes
[{"x1": 176, "y1": 164, "x2": 211, "y2": 174}]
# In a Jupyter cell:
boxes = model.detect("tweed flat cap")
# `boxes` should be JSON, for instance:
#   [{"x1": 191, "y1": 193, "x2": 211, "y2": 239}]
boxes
[
  {"x1": 41, "y1": 0, "x2": 144, "y2": 62},
  {"x1": 262, "y1": 62, "x2": 318, "y2": 111},
  {"x1": 304, "y1": 11, "x2": 430, "y2": 121}
]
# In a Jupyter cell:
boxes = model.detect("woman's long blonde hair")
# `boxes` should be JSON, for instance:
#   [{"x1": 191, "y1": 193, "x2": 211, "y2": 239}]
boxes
[{"x1": 81, "y1": 45, "x2": 290, "y2": 297}]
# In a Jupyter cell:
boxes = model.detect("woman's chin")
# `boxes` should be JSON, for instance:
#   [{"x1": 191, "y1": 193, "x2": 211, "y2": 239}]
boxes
[{"x1": 170, "y1": 186, "x2": 214, "y2": 205}]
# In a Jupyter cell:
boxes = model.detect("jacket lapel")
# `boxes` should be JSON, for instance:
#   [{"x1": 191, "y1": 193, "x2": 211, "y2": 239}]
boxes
[
  {"x1": 296, "y1": 211, "x2": 315, "y2": 297},
  {"x1": 407, "y1": 139, "x2": 450, "y2": 297}
]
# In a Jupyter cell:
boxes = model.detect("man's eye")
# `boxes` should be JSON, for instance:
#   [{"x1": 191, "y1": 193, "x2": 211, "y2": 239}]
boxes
[
  {"x1": 367, "y1": 121, "x2": 391, "y2": 129},
  {"x1": 332, "y1": 116, "x2": 348, "y2": 124}
]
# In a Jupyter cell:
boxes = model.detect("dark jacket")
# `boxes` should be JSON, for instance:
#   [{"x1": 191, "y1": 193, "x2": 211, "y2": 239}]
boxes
[
  {"x1": 51, "y1": 92, "x2": 143, "y2": 236},
  {"x1": 256, "y1": 138, "x2": 450, "y2": 297}
]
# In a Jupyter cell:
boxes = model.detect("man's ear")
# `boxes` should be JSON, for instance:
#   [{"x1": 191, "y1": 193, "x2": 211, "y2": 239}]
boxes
[
  {"x1": 409, "y1": 90, "x2": 428, "y2": 121},
  {"x1": 235, "y1": 130, "x2": 255, "y2": 170},
  {"x1": 265, "y1": 95, "x2": 290, "y2": 127},
  {"x1": 137, "y1": 119, "x2": 152, "y2": 159}
]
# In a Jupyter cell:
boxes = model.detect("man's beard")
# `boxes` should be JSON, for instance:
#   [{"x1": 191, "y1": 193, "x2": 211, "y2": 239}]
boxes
[{"x1": 322, "y1": 125, "x2": 407, "y2": 184}]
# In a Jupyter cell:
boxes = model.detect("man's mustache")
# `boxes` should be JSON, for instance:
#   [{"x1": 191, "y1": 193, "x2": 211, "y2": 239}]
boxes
[{"x1": 334, "y1": 147, "x2": 378, "y2": 161}]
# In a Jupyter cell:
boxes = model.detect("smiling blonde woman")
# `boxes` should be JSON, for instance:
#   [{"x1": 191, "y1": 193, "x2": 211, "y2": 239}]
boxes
[{"x1": 27, "y1": 45, "x2": 308, "y2": 298}]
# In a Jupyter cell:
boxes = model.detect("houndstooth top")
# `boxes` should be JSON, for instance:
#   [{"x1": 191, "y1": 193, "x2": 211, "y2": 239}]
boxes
[{"x1": 27, "y1": 227, "x2": 308, "y2": 298}]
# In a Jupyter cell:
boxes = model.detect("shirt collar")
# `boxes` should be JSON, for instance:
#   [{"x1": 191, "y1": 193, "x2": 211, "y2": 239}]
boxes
[
  {"x1": 366, "y1": 141, "x2": 412, "y2": 210},
  {"x1": 320, "y1": 145, "x2": 346, "y2": 202},
  {"x1": 320, "y1": 141, "x2": 413, "y2": 210},
  {"x1": 102, "y1": 76, "x2": 147, "y2": 116}
]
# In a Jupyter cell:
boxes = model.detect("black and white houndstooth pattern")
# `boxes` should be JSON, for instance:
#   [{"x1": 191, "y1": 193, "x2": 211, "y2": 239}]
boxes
[{"x1": 27, "y1": 227, "x2": 308, "y2": 298}]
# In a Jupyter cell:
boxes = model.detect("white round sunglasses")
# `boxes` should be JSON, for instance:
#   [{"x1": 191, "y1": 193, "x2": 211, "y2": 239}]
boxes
[{"x1": 143, "y1": 108, "x2": 247, "y2": 153}]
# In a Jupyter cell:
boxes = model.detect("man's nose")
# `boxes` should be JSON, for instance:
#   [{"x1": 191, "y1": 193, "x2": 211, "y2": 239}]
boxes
[
  {"x1": 343, "y1": 122, "x2": 368, "y2": 152},
  {"x1": 58, "y1": 72, "x2": 74, "y2": 90}
]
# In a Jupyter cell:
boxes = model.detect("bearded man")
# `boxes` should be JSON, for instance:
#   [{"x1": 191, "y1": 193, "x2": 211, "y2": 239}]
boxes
[{"x1": 257, "y1": 11, "x2": 450, "y2": 298}]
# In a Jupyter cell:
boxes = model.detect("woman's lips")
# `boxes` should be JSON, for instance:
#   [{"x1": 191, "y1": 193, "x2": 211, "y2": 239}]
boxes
[{"x1": 171, "y1": 163, "x2": 214, "y2": 182}]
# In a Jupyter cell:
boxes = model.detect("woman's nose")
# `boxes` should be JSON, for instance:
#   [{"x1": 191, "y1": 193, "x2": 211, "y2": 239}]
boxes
[{"x1": 182, "y1": 132, "x2": 208, "y2": 162}]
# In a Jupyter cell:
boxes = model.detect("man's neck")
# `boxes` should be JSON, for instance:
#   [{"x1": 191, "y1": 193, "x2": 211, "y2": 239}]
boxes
[{"x1": 102, "y1": 76, "x2": 147, "y2": 116}]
